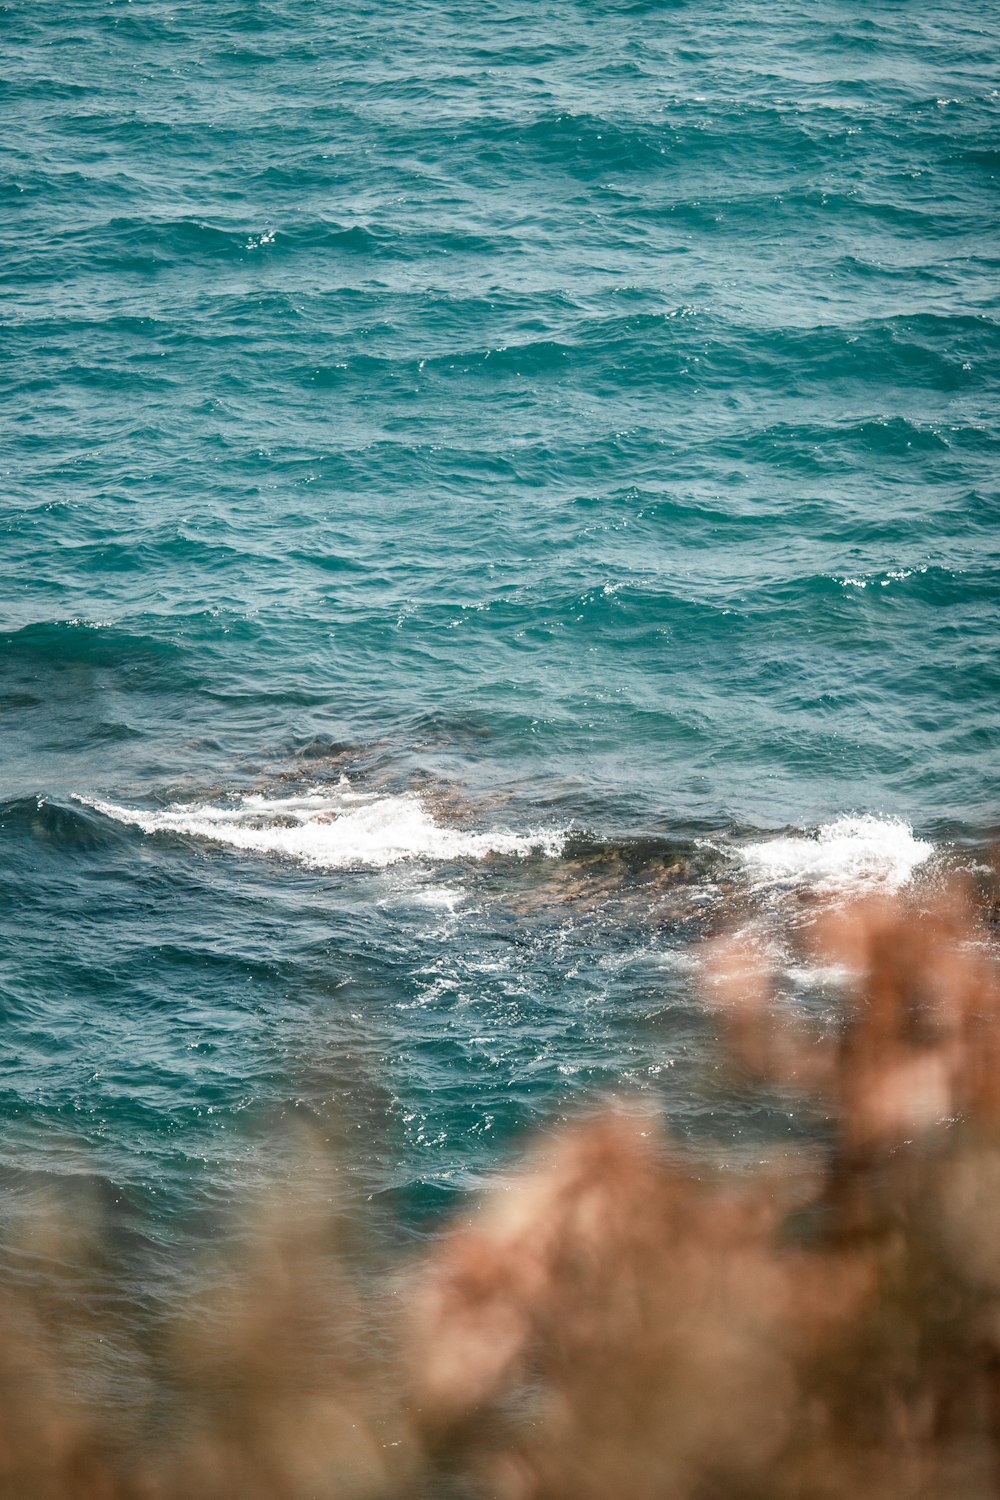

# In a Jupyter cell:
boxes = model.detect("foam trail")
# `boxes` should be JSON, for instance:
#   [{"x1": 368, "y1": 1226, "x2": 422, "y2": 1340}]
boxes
[
  {"x1": 78, "y1": 782, "x2": 564, "y2": 870},
  {"x1": 738, "y1": 815, "x2": 934, "y2": 895}
]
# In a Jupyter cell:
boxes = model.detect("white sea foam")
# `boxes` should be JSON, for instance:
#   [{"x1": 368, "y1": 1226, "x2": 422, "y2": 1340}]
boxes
[
  {"x1": 738, "y1": 815, "x2": 934, "y2": 895},
  {"x1": 78, "y1": 781, "x2": 564, "y2": 870}
]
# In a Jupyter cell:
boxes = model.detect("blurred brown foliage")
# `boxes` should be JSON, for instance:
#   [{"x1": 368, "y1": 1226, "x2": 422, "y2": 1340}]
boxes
[{"x1": 1, "y1": 886, "x2": 999, "y2": 1499}]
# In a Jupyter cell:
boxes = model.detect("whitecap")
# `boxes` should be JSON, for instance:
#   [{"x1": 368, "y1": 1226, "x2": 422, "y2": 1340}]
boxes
[
  {"x1": 738, "y1": 815, "x2": 934, "y2": 895},
  {"x1": 77, "y1": 781, "x2": 564, "y2": 870}
]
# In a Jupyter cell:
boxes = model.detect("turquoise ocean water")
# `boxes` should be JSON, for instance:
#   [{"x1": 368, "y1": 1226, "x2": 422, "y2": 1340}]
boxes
[{"x1": 2, "y1": 0, "x2": 999, "y2": 1285}]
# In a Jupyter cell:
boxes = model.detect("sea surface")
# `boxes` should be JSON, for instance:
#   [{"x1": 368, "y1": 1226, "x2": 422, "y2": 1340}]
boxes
[{"x1": 2, "y1": 0, "x2": 999, "y2": 1286}]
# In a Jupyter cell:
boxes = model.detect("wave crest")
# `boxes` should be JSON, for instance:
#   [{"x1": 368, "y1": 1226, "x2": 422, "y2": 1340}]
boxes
[
  {"x1": 77, "y1": 782, "x2": 564, "y2": 870},
  {"x1": 737, "y1": 815, "x2": 934, "y2": 895}
]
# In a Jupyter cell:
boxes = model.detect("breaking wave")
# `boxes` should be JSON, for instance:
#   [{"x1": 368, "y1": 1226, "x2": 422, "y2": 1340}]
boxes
[
  {"x1": 77, "y1": 781, "x2": 565, "y2": 870},
  {"x1": 735, "y1": 814, "x2": 935, "y2": 896}
]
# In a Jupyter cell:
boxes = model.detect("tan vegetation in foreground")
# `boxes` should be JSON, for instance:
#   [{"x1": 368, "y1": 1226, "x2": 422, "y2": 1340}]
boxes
[{"x1": 1, "y1": 886, "x2": 999, "y2": 1499}]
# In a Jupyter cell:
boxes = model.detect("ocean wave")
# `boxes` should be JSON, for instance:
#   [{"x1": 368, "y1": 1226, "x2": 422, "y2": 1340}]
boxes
[
  {"x1": 78, "y1": 782, "x2": 565, "y2": 870},
  {"x1": 837, "y1": 565, "x2": 930, "y2": 591},
  {"x1": 21, "y1": 212, "x2": 509, "y2": 276},
  {"x1": 0, "y1": 618, "x2": 182, "y2": 670},
  {"x1": 734, "y1": 815, "x2": 934, "y2": 896},
  {"x1": 0, "y1": 796, "x2": 138, "y2": 854},
  {"x1": 831, "y1": 562, "x2": 993, "y2": 604}
]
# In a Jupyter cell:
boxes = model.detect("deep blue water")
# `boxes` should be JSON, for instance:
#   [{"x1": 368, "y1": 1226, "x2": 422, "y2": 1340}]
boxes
[{"x1": 2, "y1": 0, "x2": 998, "y2": 1268}]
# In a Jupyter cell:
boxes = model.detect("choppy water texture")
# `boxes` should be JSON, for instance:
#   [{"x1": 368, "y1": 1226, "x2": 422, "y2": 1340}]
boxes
[{"x1": 2, "y1": 1, "x2": 999, "y2": 1255}]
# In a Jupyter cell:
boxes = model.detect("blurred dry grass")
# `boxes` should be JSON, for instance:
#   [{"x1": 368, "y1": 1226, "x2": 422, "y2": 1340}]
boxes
[{"x1": 1, "y1": 885, "x2": 999, "y2": 1499}]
